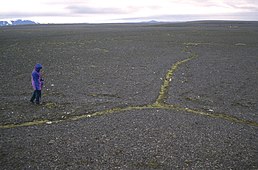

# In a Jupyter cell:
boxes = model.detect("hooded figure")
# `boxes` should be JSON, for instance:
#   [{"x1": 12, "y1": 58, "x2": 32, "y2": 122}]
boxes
[{"x1": 30, "y1": 63, "x2": 44, "y2": 104}]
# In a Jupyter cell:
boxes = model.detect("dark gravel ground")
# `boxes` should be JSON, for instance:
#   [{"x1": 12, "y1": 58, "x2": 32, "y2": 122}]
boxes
[
  {"x1": 0, "y1": 21, "x2": 258, "y2": 169},
  {"x1": 1, "y1": 110, "x2": 257, "y2": 169}
]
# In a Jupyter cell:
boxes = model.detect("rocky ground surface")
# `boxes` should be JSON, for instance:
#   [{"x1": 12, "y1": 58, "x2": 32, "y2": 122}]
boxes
[{"x1": 0, "y1": 21, "x2": 258, "y2": 169}]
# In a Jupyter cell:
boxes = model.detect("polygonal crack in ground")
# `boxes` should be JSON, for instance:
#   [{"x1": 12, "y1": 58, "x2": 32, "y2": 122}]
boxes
[{"x1": 1, "y1": 50, "x2": 258, "y2": 129}]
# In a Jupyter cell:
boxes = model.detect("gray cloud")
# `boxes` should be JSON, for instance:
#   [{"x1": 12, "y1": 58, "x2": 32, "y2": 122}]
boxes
[
  {"x1": 173, "y1": 0, "x2": 258, "y2": 11},
  {"x1": 66, "y1": 5, "x2": 126, "y2": 14},
  {"x1": 1, "y1": 0, "x2": 258, "y2": 22},
  {"x1": 225, "y1": 3, "x2": 258, "y2": 11},
  {"x1": 116, "y1": 11, "x2": 258, "y2": 22},
  {"x1": 0, "y1": 11, "x2": 70, "y2": 19}
]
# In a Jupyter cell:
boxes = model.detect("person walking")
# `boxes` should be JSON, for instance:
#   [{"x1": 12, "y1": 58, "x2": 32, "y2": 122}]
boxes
[{"x1": 30, "y1": 63, "x2": 44, "y2": 104}]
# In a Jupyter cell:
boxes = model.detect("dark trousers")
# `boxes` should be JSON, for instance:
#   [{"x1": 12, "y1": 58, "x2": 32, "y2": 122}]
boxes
[{"x1": 30, "y1": 90, "x2": 41, "y2": 104}]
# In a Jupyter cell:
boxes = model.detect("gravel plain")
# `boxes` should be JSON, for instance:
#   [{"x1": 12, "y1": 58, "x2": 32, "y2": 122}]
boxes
[{"x1": 0, "y1": 21, "x2": 258, "y2": 169}]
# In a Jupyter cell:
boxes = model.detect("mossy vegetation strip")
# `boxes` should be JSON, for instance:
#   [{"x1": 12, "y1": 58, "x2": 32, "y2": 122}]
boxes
[
  {"x1": 1, "y1": 103, "x2": 257, "y2": 129},
  {"x1": 0, "y1": 120, "x2": 51, "y2": 129},
  {"x1": 0, "y1": 105, "x2": 151, "y2": 129},
  {"x1": 1, "y1": 55, "x2": 257, "y2": 129},
  {"x1": 155, "y1": 54, "x2": 197, "y2": 105},
  {"x1": 158, "y1": 104, "x2": 258, "y2": 127}
]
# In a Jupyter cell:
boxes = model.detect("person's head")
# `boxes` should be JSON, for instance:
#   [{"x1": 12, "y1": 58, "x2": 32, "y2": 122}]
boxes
[{"x1": 35, "y1": 63, "x2": 43, "y2": 72}]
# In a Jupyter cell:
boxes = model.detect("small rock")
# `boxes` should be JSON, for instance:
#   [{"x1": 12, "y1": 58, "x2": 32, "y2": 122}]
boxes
[
  {"x1": 208, "y1": 109, "x2": 214, "y2": 112},
  {"x1": 48, "y1": 140, "x2": 55, "y2": 144},
  {"x1": 235, "y1": 43, "x2": 246, "y2": 46},
  {"x1": 46, "y1": 121, "x2": 53, "y2": 124}
]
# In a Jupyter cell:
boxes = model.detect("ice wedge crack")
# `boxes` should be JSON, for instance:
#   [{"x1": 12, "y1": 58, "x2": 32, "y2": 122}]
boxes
[
  {"x1": 1, "y1": 54, "x2": 257, "y2": 129},
  {"x1": 157, "y1": 105, "x2": 258, "y2": 127},
  {"x1": 155, "y1": 54, "x2": 197, "y2": 105},
  {"x1": 2, "y1": 104, "x2": 257, "y2": 129},
  {"x1": 0, "y1": 105, "x2": 150, "y2": 129}
]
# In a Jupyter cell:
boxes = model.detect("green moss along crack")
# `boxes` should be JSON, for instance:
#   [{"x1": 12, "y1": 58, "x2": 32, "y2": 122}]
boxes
[{"x1": 1, "y1": 52, "x2": 257, "y2": 129}]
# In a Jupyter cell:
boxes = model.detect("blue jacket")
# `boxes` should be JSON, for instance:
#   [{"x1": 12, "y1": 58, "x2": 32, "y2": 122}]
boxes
[{"x1": 31, "y1": 64, "x2": 43, "y2": 90}]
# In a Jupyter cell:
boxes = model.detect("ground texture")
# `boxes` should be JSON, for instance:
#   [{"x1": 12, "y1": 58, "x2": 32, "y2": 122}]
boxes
[{"x1": 0, "y1": 21, "x2": 258, "y2": 169}]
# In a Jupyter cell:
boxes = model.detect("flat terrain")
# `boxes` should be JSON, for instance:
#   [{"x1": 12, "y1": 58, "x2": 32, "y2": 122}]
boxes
[{"x1": 0, "y1": 21, "x2": 258, "y2": 169}]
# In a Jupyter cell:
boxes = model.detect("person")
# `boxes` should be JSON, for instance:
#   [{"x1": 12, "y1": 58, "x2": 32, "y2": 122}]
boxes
[{"x1": 30, "y1": 63, "x2": 44, "y2": 104}]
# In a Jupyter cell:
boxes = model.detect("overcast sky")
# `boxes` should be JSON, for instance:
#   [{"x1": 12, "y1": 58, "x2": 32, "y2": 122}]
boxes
[{"x1": 1, "y1": 0, "x2": 258, "y2": 23}]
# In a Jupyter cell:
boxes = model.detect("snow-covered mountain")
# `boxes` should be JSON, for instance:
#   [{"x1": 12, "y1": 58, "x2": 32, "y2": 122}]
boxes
[{"x1": 0, "y1": 19, "x2": 38, "y2": 26}]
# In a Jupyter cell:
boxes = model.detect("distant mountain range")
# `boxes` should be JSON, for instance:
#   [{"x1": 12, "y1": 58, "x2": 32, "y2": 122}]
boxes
[{"x1": 0, "y1": 19, "x2": 38, "y2": 26}]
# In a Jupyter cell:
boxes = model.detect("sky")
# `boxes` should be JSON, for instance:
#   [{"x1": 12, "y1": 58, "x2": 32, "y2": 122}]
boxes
[{"x1": 0, "y1": 0, "x2": 258, "y2": 23}]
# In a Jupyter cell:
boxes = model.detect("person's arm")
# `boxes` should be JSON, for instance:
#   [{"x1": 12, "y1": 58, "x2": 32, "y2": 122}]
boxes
[{"x1": 40, "y1": 77, "x2": 44, "y2": 88}]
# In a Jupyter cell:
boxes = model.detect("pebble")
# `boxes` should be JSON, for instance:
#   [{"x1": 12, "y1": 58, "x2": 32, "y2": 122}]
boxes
[{"x1": 48, "y1": 140, "x2": 55, "y2": 144}]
